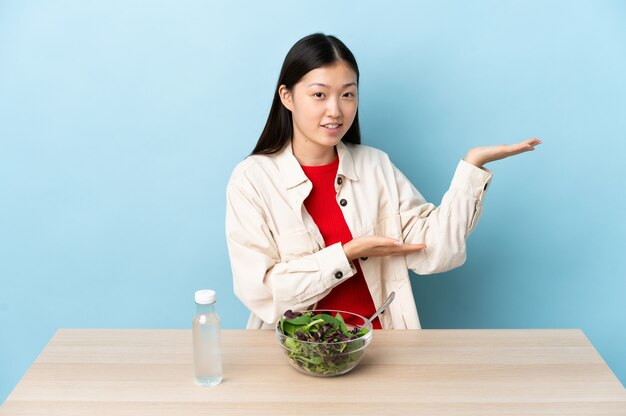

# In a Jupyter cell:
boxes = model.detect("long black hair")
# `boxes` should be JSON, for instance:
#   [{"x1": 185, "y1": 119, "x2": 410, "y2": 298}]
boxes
[{"x1": 251, "y1": 33, "x2": 361, "y2": 155}]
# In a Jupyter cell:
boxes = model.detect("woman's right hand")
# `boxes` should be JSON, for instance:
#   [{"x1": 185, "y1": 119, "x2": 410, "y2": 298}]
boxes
[{"x1": 343, "y1": 236, "x2": 426, "y2": 261}]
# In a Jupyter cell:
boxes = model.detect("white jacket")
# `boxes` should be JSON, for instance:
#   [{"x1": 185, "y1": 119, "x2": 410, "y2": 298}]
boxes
[{"x1": 225, "y1": 141, "x2": 492, "y2": 329}]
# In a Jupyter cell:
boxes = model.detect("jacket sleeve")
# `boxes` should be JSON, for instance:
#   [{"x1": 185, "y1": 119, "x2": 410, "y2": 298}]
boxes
[
  {"x1": 225, "y1": 175, "x2": 356, "y2": 325},
  {"x1": 394, "y1": 159, "x2": 492, "y2": 274}
]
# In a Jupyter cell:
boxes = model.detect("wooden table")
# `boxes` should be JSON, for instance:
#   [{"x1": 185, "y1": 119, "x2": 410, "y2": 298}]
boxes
[{"x1": 1, "y1": 329, "x2": 625, "y2": 415}]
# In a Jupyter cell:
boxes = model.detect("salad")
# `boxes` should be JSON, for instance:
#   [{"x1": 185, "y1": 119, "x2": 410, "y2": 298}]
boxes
[{"x1": 277, "y1": 309, "x2": 371, "y2": 376}]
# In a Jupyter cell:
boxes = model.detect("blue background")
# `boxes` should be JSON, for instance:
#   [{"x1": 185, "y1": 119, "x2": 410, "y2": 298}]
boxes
[{"x1": 1, "y1": 0, "x2": 625, "y2": 402}]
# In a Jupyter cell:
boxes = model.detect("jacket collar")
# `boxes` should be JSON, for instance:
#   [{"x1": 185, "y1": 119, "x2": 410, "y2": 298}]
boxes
[
  {"x1": 336, "y1": 141, "x2": 359, "y2": 183},
  {"x1": 275, "y1": 140, "x2": 359, "y2": 189}
]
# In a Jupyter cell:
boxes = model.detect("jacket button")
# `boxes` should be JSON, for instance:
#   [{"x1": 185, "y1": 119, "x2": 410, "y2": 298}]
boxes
[
  {"x1": 336, "y1": 177, "x2": 343, "y2": 185},
  {"x1": 334, "y1": 271, "x2": 343, "y2": 279},
  {"x1": 339, "y1": 199, "x2": 348, "y2": 207},
  {"x1": 360, "y1": 257, "x2": 368, "y2": 261}
]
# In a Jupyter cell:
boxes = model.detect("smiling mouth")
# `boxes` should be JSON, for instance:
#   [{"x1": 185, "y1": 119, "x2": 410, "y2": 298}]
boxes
[{"x1": 321, "y1": 124, "x2": 342, "y2": 129}]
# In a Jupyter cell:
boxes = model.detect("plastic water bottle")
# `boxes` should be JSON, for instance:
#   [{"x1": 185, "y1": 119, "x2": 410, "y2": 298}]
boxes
[{"x1": 192, "y1": 289, "x2": 222, "y2": 386}]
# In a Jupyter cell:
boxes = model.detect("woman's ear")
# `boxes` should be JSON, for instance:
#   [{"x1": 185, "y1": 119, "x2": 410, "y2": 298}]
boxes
[{"x1": 278, "y1": 85, "x2": 294, "y2": 112}]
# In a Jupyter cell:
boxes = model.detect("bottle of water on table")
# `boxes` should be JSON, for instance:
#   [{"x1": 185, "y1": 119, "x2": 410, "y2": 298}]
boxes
[{"x1": 192, "y1": 289, "x2": 222, "y2": 386}]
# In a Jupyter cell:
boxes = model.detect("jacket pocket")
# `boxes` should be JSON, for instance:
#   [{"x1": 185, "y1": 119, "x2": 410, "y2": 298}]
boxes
[
  {"x1": 274, "y1": 231, "x2": 318, "y2": 262},
  {"x1": 373, "y1": 214, "x2": 402, "y2": 240}
]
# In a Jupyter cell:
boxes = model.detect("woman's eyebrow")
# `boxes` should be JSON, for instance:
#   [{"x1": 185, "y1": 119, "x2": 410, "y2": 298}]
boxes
[{"x1": 306, "y1": 82, "x2": 357, "y2": 88}]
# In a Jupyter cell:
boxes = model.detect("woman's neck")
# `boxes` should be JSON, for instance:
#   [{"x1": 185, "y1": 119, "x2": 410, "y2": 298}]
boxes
[{"x1": 291, "y1": 138, "x2": 337, "y2": 166}]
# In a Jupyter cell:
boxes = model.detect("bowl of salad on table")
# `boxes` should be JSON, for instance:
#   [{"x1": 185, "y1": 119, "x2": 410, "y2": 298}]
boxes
[{"x1": 275, "y1": 309, "x2": 373, "y2": 377}]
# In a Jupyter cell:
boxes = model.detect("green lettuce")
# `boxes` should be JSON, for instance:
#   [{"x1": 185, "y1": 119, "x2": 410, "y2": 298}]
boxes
[{"x1": 278, "y1": 310, "x2": 370, "y2": 375}]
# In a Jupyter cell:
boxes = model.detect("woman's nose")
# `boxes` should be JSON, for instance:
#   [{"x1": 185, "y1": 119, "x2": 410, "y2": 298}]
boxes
[{"x1": 325, "y1": 98, "x2": 341, "y2": 117}]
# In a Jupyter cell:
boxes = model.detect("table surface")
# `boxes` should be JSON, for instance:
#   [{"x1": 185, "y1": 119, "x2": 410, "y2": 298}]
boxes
[{"x1": 1, "y1": 328, "x2": 625, "y2": 415}]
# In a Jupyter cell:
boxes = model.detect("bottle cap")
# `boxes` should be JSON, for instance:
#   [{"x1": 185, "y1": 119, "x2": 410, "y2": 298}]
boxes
[{"x1": 195, "y1": 289, "x2": 216, "y2": 304}]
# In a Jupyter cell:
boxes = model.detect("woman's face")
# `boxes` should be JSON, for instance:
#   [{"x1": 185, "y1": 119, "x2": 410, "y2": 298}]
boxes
[{"x1": 279, "y1": 60, "x2": 358, "y2": 156}]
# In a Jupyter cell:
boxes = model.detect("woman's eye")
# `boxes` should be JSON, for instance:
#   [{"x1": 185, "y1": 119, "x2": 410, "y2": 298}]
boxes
[
  {"x1": 314, "y1": 92, "x2": 324, "y2": 98},
  {"x1": 344, "y1": 92, "x2": 355, "y2": 98}
]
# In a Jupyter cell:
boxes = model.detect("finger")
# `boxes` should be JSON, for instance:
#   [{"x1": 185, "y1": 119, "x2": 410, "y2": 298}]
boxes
[
  {"x1": 529, "y1": 138, "x2": 542, "y2": 150},
  {"x1": 357, "y1": 236, "x2": 398, "y2": 245},
  {"x1": 395, "y1": 243, "x2": 426, "y2": 254},
  {"x1": 374, "y1": 237, "x2": 406, "y2": 247},
  {"x1": 388, "y1": 242, "x2": 426, "y2": 250},
  {"x1": 402, "y1": 243, "x2": 426, "y2": 250},
  {"x1": 508, "y1": 138, "x2": 542, "y2": 155},
  {"x1": 520, "y1": 138, "x2": 542, "y2": 149}
]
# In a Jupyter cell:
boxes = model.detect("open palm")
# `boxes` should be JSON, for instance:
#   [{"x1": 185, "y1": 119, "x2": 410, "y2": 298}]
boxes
[{"x1": 464, "y1": 138, "x2": 542, "y2": 168}]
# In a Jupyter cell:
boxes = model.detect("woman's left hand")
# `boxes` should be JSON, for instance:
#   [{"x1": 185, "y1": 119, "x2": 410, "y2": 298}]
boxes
[{"x1": 464, "y1": 138, "x2": 542, "y2": 168}]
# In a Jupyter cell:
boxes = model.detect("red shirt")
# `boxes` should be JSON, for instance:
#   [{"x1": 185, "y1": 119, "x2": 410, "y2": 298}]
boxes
[{"x1": 301, "y1": 157, "x2": 382, "y2": 329}]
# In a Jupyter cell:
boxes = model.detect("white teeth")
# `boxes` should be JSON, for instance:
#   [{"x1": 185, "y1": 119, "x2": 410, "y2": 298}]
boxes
[{"x1": 323, "y1": 124, "x2": 339, "y2": 128}]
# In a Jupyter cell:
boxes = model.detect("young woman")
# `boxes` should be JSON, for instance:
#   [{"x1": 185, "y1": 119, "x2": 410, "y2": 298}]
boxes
[{"x1": 225, "y1": 33, "x2": 541, "y2": 329}]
